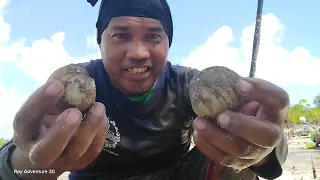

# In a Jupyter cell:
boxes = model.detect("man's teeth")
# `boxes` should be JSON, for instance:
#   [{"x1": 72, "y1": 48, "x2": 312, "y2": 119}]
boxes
[{"x1": 127, "y1": 67, "x2": 148, "y2": 74}]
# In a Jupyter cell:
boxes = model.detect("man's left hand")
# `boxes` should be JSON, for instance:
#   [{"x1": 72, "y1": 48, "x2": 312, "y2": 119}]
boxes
[{"x1": 193, "y1": 77, "x2": 290, "y2": 170}]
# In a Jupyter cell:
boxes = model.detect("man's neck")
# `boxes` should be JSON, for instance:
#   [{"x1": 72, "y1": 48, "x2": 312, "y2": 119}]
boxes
[{"x1": 127, "y1": 82, "x2": 156, "y2": 103}]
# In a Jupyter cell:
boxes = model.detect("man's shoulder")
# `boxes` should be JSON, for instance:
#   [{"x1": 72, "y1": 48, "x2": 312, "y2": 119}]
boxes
[
  {"x1": 166, "y1": 61, "x2": 198, "y2": 72},
  {"x1": 71, "y1": 59, "x2": 104, "y2": 77},
  {"x1": 73, "y1": 59, "x2": 102, "y2": 70},
  {"x1": 165, "y1": 61, "x2": 199, "y2": 82}
]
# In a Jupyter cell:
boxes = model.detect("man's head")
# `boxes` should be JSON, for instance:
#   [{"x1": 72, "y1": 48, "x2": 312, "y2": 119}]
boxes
[{"x1": 88, "y1": 0, "x2": 173, "y2": 97}]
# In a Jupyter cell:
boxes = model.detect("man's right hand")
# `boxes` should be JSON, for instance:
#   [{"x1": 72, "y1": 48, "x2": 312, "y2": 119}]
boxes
[{"x1": 11, "y1": 79, "x2": 109, "y2": 176}]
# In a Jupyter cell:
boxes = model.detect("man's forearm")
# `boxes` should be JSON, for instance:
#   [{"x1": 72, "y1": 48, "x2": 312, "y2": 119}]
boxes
[{"x1": 0, "y1": 141, "x2": 64, "y2": 180}]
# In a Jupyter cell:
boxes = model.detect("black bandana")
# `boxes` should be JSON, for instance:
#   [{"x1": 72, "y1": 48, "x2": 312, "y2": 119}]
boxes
[{"x1": 87, "y1": 0, "x2": 173, "y2": 47}]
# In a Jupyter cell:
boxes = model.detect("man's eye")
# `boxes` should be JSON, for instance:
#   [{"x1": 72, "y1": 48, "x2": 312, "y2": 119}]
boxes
[
  {"x1": 113, "y1": 33, "x2": 129, "y2": 39},
  {"x1": 147, "y1": 34, "x2": 161, "y2": 39}
]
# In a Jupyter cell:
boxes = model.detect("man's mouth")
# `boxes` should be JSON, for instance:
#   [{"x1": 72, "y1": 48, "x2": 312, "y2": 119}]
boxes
[{"x1": 127, "y1": 67, "x2": 149, "y2": 74}]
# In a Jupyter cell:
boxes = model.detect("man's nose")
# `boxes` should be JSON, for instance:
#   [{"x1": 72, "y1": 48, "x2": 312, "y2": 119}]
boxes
[{"x1": 126, "y1": 41, "x2": 150, "y2": 60}]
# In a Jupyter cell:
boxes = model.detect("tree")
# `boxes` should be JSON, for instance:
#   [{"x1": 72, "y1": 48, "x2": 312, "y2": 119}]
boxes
[
  {"x1": 288, "y1": 99, "x2": 320, "y2": 123},
  {"x1": 313, "y1": 94, "x2": 320, "y2": 107},
  {"x1": 249, "y1": 0, "x2": 264, "y2": 78},
  {"x1": 288, "y1": 99, "x2": 308, "y2": 123},
  {"x1": 0, "y1": 138, "x2": 9, "y2": 147}
]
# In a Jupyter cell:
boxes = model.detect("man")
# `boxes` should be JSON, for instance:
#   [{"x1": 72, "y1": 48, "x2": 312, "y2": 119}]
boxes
[
  {"x1": 299, "y1": 116, "x2": 307, "y2": 130},
  {"x1": 0, "y1": 0, "x2": 289, "y2": 179}
]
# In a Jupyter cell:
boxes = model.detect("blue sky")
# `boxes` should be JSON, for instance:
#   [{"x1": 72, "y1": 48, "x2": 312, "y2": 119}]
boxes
[{"x1": 0, "y1": 0, "x2": 319, "y2": 138}]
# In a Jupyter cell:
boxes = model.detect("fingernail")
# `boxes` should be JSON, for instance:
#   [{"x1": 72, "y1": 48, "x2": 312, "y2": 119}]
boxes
[
  {"x1": 66, "y1": 110, "x2": 82, "y2": 125},
  {"x1": 46, "y1": 80, "x2": 63, "y2": 96},
  {"x1": 194, "y1": 118, "x2": 206, "y2": 130},
  {"x1": 92, "y1": 103, "x2": 106, "y2": 116},
  {"x1": 237, "y1": 79, "x2": 253, "y2": 94},
  {"x1": 217, "y1": 113, "x2": 230, "y2": 128}
]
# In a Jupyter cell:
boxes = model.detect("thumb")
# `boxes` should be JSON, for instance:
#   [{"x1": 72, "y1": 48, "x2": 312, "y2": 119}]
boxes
[
  {"x1": 238, "y1": 101, "x2": 260, "y2": 116},
  {"x1": 14, "y1": 79, "x2": 65, "y2": 142}
]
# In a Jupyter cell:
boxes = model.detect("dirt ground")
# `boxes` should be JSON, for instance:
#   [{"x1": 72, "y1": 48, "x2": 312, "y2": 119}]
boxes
[
  {"x1": 260, "y1": 136, "x2": 320, "y2": 180},
  {"x1": 58, "y1": 124, "x2": 320, "y2": 180}
]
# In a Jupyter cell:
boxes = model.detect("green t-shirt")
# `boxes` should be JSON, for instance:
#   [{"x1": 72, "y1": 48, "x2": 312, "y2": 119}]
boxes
[{"x1": 127, "y1": 82, "x2": 156, "y2": 103}]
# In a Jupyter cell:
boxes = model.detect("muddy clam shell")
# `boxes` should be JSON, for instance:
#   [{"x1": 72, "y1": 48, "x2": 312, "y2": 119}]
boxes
[
  {"x1": 48, "y1": 64, "x2": 96, "y2": 113},
  {"x1": 189, "y1": 66, "x2": 244, "y2": 120}
]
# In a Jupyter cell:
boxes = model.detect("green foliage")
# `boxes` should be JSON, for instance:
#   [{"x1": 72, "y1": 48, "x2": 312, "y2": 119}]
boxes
[
  {"x1": 313, "y1": 94, "x2": 320, "y2": 107},
  {"x1": 288, "y1": 99, "x2": 320, "y2": 123},
  {"x1": 0, "y1": 138, "x2": 9, "y2": 147}
]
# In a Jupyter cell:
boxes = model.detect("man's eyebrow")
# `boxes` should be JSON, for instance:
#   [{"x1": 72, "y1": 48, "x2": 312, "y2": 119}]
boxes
[
  {"x1": 110, "y1": 25, "x2": 164, "y2": 32},
  {"x1": 111, "y1": 25, "x2": 130, "y2": 31},
  {"x1": 146, "y1": 26, "x2": 164, "y2": 32}
]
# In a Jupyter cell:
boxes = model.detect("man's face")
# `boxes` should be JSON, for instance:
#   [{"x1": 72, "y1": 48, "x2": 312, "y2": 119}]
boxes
[{"x1": 99, "y1": 16, "x2": 169, "y2": 97}]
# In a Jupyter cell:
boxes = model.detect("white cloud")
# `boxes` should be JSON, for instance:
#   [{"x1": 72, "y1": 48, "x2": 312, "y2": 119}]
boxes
[
  {"x1": 0, "y1": 0, "x2": 22, "y2": 63},
  {"x1": 16, "y1": 32, "x2": 84, "y2": 84},
  {"x1": 0, "y1": 80, "x2": 27, "y2": 126},
  {"x1": 0, "y1": 16, "x2": 10, "y2": 44},
  {"x1": 14, "y1": 31, "x2": 101, "y2": 85},
  {"x1": 0, "y1": 77, "x2": 28, "y2": 138},
  {"x1": 86, "y1": 32, "x2": 99, "y2": 50},
  {"x1": 181, "y1": 13, "x2": 320, "y2": 86},
  {"x1": 0, "y1": 0, "x2": 10, "y2": 10},
  {"x1": 0, "y1": 0, "x2": 10, "y2": 19},
  {"x1": 0, "y1": 1, "x2": 100, "y2": 85},
  {"x1": 0, "y1": 0, "x2": 100, "y2": 138},
  {"x1": 0, "y1": 0, "x2": 318, "y2": 139}
]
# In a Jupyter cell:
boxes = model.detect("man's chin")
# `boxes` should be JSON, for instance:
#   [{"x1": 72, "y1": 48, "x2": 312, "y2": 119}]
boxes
[
  {"x1": 125, "y1": 89, "x2": 149, "y2": 97},
  {"x1": 123, "y1": 85, "x2": 153, "y2": 97}
]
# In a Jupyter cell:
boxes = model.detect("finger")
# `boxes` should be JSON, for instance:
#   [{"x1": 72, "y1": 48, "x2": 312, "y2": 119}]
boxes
[
  {"x1": 220, "y1": 157, "x2": 257, "y2": 170},
  {"x1": 238, "y1": 101, "x2": 260, "y2": 116},
  {"x1": 193, "y1": 129, "x2": 254, "y2": 170},
  {"x1": 42, "y1": 105, "x2": 65, "y2": 128},
  {"x1": 217, "y1": 111, "x2": 281, "y2": 148},
  {"x1": 42, "y1": 114, "x2": 60, "y2": 129},
  {"x1": 72, "y1": 120, "x2": 109, "y2": 171},
  {"x1": 235, "y1": 78, "x2": 290, "y2": 121},
  {"x1": 29, "y1": 109, "x2": 82, "y2": 168},
  {"x1": 193, "y1": 118, "x2": 251, "y2": 158},
  {"x1": 194, "y1": 129, "x2": 258, "y2": 171},
  {"x1": 58, "y1": 103, "x2": 106, "y2": 165},
  {"x1": 193, "y1": 130, "x2": 227, "y2": 163},
  {"x1": 13, "y1": 79, "x2": 65, "y2": 141}
]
